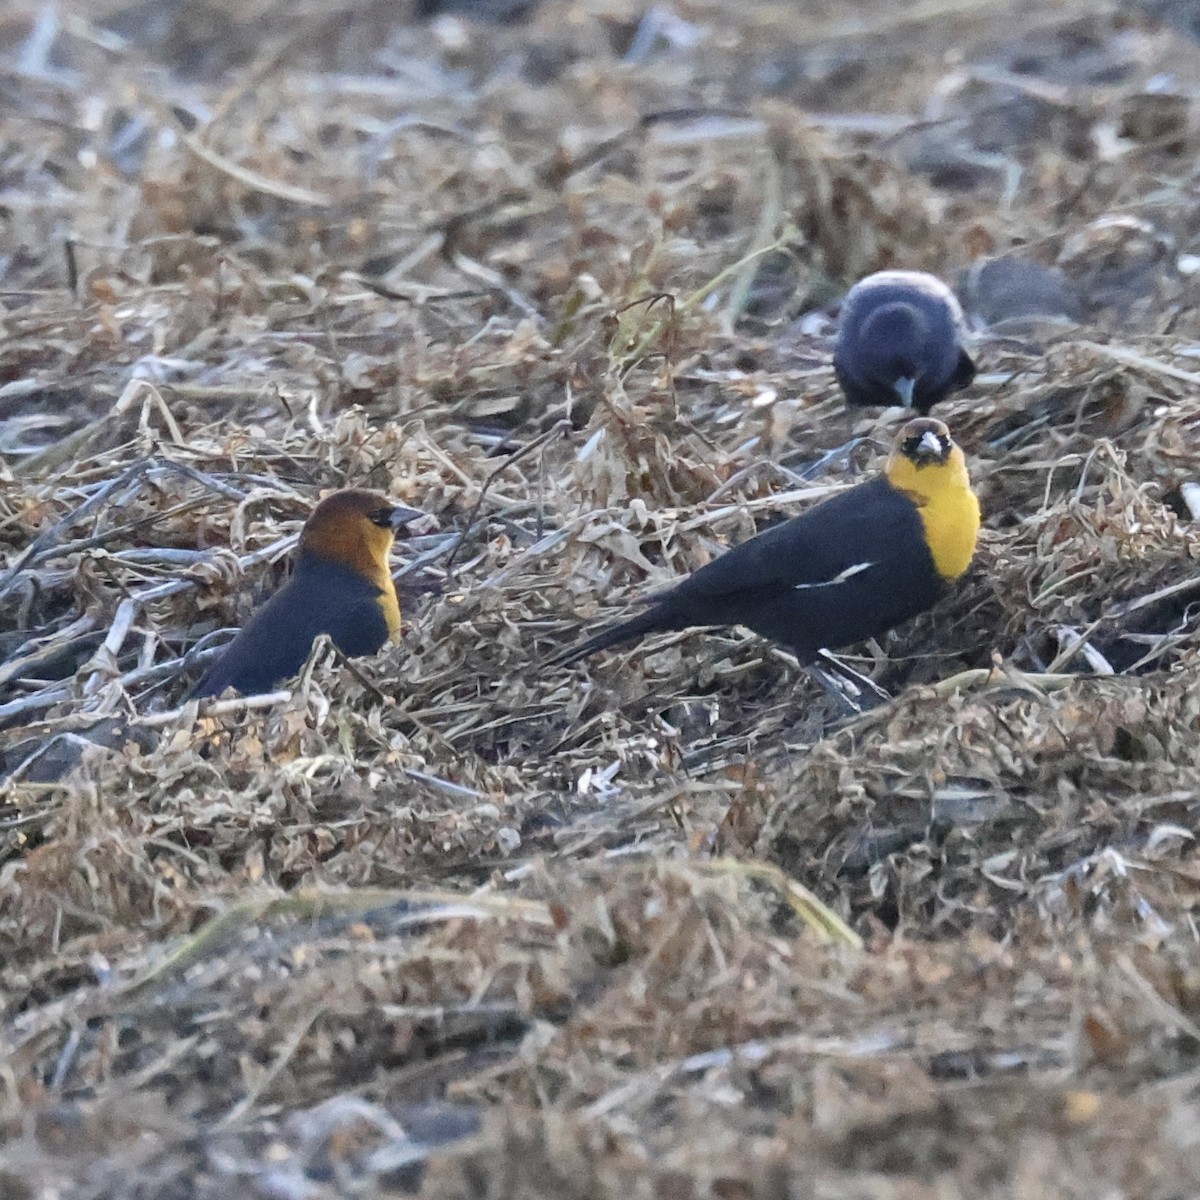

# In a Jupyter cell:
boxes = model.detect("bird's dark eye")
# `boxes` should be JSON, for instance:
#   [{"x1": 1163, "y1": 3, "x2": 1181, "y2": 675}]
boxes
[{"x1": 369, "y1": 507, "x2": 394, "y2": 528}]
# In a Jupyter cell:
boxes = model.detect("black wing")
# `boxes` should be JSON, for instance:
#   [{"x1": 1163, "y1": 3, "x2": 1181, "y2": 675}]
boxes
[
  {"x1": 667, "y1": 479, "x2": 906, "y2": 606},
  {"x1": 950, "y1": 346, "x2": 976, "y2": 391},
  {"x1": 551, "y1": 478, "x2": 941, "y2": 666},
  {"x1": 646, "y1": 478, "x2": 941, "y2": 656}
]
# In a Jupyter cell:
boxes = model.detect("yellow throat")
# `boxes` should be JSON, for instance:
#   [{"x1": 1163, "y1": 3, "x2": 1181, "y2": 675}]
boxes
[
  {"x1": 370, "y1": 552, "x2": 403, "y2": 643},
  {"x1": 886, "y1": 445, "x2": 980, "y2": 581},
  {"x1": 355, "y1": 530, "x2": 402, "y2": 643}
]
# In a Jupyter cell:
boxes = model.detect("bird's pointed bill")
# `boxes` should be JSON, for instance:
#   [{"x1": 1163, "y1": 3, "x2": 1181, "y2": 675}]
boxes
[
  {"x1": 892, "y1": 376, "x2": 916, "y2": 408},
  {"x1": 917, "y1": 430, "x2": 943, "y2": 458},
  {"x1": 389, "y1": 504, "x2": 426, "y2": 530}
]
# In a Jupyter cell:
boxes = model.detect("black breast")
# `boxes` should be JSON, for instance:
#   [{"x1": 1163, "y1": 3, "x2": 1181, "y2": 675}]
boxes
[{"x1": 192, "y1": 556, "x2": 389, "y2": 697}]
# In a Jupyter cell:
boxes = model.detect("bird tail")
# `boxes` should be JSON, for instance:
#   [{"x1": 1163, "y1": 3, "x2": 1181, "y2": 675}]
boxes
[{"x1": 549, "y1": 607, "x2": 668, "y2": 669}]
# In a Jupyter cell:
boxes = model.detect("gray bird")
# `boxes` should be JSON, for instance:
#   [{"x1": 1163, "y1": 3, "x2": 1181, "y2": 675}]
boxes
[{"x1": 833, "y1": 270, "x2": 976, "y2": 414}]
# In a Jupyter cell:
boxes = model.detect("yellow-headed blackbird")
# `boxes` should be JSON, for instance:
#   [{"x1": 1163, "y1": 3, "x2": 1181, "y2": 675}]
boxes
[
  {"x1": 192, "y1": 489, "x2": 424, "y2": 698},
  {"x1": 834, "y1": 270, "x2": 975, "y2": 414},
  {"x1": 553, "y1": 417, "x2": 979, "y2": 669}
]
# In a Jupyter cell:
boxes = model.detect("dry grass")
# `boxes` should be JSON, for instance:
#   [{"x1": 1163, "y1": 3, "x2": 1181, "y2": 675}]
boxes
[{"x1": 2, "y1": 0, "x2": 1200, "y2": 1195}]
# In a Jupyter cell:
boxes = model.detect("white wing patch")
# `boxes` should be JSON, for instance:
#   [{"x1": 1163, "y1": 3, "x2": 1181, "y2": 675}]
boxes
[{"x1": 793, "y1": 561, "x2": 875, "y2": 591}]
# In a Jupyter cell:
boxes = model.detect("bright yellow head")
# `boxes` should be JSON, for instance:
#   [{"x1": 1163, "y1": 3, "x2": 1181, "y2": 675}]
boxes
[
  {"x1": 299, "y1": 489, "x2": 422, "y2": 640},
  {"x1": 884, "y1": 417, "x2": 980, "y2": 581}
]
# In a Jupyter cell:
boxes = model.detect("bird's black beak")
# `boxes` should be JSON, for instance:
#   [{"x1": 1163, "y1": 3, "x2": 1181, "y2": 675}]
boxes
[
  {"x1": 389, "y1": 504, "x2": 424, "y2": 528},
  {"x1": 389, "y1": 504, "x2": 430, "y2": 534}
]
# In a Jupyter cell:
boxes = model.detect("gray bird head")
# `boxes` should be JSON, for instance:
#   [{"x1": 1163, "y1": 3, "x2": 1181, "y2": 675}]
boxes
[{"x1": 833, "y1": 271, "x2": 976, "y2": 415}]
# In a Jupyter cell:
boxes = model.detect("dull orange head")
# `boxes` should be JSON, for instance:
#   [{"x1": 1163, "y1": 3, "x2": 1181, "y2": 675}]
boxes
[
  {"x1": 299, "y1": 489, "x2": 420, "y2": 582},
  {"x1": 298, "y1": 489, "x2": 424, "y2": 641}
]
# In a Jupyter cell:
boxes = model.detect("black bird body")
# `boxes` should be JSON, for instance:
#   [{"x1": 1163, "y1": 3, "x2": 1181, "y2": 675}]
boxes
[
  {"x1": 554, "y1": 418, "x2": 979, "y2": 668},
  {"x1": 191, "y1": 489, "x2": 423, "y2": 698},
  {"x1": 834, "y1": 270, "x2": 975, "y2": 414},
  {"x1": 192, "y1": 557, "x2": 393, "y2": 698}
]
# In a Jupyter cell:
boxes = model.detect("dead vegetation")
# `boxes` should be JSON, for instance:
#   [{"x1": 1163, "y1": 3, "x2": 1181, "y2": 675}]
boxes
[{"x1": 2, "y1": 0, "x2": 1200, "y2": 1195}]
